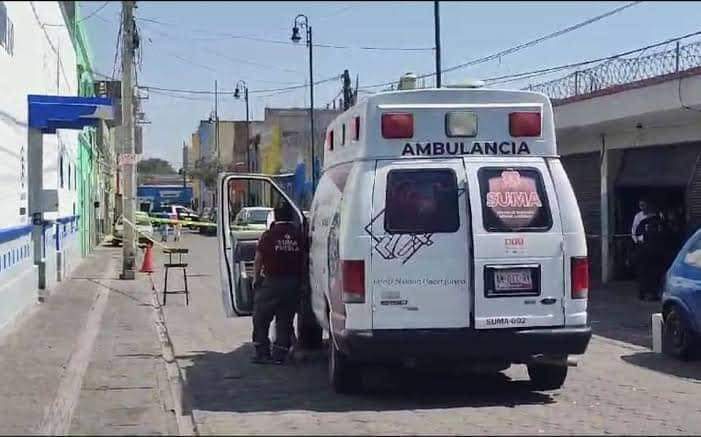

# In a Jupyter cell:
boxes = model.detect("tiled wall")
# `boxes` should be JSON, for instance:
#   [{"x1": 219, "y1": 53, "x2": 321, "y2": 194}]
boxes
[{"x1": 0, "y1": 233, "x2": 35, "y2": 332}]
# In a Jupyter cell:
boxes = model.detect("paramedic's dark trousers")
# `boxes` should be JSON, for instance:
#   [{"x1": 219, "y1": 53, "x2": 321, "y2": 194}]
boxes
[
  {"x1": 637, "y1": 246, "x2": 664, "y2": 299},
  {"x1": 252, "y1": 276, "x2": 300, "y2": 359}
]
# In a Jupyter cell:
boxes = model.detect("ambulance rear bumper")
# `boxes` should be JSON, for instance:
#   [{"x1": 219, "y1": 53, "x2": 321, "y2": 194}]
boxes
[{"x1": 334, "y1": 326, "x2": 591, "y2": 364}]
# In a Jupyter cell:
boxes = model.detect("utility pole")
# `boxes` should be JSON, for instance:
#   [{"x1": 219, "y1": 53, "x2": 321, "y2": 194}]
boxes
[
  {"x1": 120, "y1": 0, "x2": 136, "y2": 280},
  {"x1": 182, "y1": 141, "x2": 187, "y2": 188},
  {"x1": 214, "y1": 79, "x2": 220, "y2": 163},
  {"x1": 213, "y1": 80, "x2": 219, "y2": 208},
  {"x1": 342, "y1": 69, "x2": 352, "y2": 111},
  {"x1": 291, "y1": 15, "x2": 315, "y2": 189},
  {"x1": 244, "y1": 86, "x2": 249, "y2": 173},
  {"x1": 308, "y1": 27, "x2": 315, "y2": 189},
  {"x1": 434, "y1": 0, "x2": 442, "y2": 88}
]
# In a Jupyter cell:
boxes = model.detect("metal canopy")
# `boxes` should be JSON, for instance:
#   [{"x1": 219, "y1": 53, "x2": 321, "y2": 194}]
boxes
[{"x1": 28, "y1": 94, "x2": 114, "y2": 134}]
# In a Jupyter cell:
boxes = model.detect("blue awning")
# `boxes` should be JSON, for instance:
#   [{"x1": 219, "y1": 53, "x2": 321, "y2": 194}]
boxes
[{"x1": 28, "y1": 94, "x2": 114, "y2": 134}]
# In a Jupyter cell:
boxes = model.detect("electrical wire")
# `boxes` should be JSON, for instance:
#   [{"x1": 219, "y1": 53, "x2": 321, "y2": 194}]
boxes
[
  {"x1": 161, "y1": 48, "x2": 218, "y2": 73},
  {"x1": 324, "y1": 89, "x2": 344, "y2": 108},
  {"x1": 483, "y1": 30, "x2": 701, "y2": 86},
  {"x1": 316, "y1": 5, "x2": 356, "y2": 22},
  {"x1": 149, "y1": 89, "x2": 214, "y2": 102},
  {"x1": 360, "y1": 0, "x2": 644, "y2": 90},
  {"x1": 111, "y1": 11, "x2": 123, "y2": 79},
  {"x1": 135, "y1": 16, "x2": 433, "y2": 51},
  {"x1": 42, "y1": 1, "x2": 112, "y2": 26},
  {"x1": 440, "y1": 1, "x2": 642, "y2": 77},
  {"x1": 141, "y1": 74, "x2": 342, "y2": 96},
  {"x1": 139, "y1": 25, "x2": 302, "y2": 75}
]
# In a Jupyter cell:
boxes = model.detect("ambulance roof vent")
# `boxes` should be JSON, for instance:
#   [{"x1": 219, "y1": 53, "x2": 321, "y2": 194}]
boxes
[
  {"x1": 446, "y1": 79, "x2": 486, "y2": 89},
  {"x1": 398, "y1": 72, "x2": 418, "y2": 90}
]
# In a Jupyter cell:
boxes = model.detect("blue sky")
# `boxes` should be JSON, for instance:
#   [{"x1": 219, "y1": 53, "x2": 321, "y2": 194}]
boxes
[{"x1": 82, "y1": 1, "x2": 701, "y2": 167}]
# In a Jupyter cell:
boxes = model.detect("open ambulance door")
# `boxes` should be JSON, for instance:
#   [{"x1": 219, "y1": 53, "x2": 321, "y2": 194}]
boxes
[{"x1": 217, "y1": 173, "x2": 305, "y2": 317}]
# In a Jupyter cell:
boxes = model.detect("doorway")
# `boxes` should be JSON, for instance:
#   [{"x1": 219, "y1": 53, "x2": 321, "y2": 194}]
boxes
[{"x1": 612, "y1": 186, "x2": 686, "y2": 280}]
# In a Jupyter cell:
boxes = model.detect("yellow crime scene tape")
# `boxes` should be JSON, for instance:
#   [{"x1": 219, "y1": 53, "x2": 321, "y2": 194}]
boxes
[
  {"x1": 120, "y1": 216, "x2": 177, "y2": 251},
  {"x1": 148, "y1": 216, "x2": 217, "y2": 228}
]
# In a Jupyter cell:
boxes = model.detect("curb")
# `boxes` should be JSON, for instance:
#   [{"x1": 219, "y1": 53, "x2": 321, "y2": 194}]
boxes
[{"x1": 148, "y1": 275, "x2": 198, "y2": 436}]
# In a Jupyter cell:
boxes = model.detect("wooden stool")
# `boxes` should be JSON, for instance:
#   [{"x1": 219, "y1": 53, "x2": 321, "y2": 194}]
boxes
[{"x1": 163, "y1": 248, "x2": 189, "y2": 306}]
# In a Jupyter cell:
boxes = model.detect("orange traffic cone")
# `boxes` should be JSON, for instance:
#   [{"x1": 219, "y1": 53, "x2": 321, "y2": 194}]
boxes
[{"x1": 140, "y1": 242, "x2": 155, "y2": 273}]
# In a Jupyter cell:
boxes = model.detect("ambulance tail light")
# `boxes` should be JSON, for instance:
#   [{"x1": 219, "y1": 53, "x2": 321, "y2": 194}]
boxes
[
  {"x1": 342, "y1": 260, "x2": 365, "y2": 303},
  {"x1": 381, "y1": 113, "x2": 414, "y2": 139},
  {"x1": 509, "y1": 112, "x2": 541, "y2": 137},
  {"x1": 571, "y1": 257, "x2": 589, "y2": 300}
]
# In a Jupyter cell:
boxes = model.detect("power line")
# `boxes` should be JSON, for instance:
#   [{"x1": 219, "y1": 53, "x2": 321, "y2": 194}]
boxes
[
  {"x1": 140, "y1": 74, "x2": 342, "y2": 96},
  {"x1": 160, "y1": 47, "x2": 218, "y2": 73},
  {"x1": 42, "y1": 1, "x2": 112, "y2": 26},
  {"x1": 111, "y1": 10, "x2": 123, "y2": 79},
  {"x1": 440, "y1": 1, "x2": 643, "y2": 76},
  {"x1": 360, "y1": 1, "x2": 643, "y2": 90},
  {"x1": 317, "y1": 5, "x2": 356, "y2": 21},
  {"x1": 139, "y1": 25, "x2": 302, "y2": 75},
  {"x1": 482, "y1": 30, "x2": 701, "y2": 86},
  {"x1": 149, "y1": 89, "x2": 213, "y2": 102},
  {"x1": 135, "y1": 16, "x2": 433, "y2": 51}
]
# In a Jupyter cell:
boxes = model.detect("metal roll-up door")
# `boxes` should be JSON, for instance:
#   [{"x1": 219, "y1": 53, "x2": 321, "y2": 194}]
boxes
[
  {"x1": 681, "y1": 143, "x2": 701, "y2": 232},
  {"x1": 561, "y1": 152, "x2": 601, "y2": 284},
  {"x1": 616, "y1": 143, "x2": 700, "y2": 189}
]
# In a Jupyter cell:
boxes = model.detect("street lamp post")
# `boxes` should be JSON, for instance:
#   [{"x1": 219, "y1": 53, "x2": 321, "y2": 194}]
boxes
[
  {"x1": 234, "y1": 80, "x2": 250, "y2": 173},
  {"x1": 291, "y1": 14, "x2": 316, "y2": 189}
]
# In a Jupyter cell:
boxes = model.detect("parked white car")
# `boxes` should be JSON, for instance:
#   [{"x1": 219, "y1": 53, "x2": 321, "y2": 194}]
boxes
[{"x1": 112, "y1": 211, "x2": 154, "y2": 245}]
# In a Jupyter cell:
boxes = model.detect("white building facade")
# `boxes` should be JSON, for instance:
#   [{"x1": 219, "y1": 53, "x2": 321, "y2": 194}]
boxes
[{"x1": 0, "y1": 1, "x2": 80, "y2": 331}]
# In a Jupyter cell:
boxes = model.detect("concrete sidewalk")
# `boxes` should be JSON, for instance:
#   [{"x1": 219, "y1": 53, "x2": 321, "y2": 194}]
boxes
[
  {"x1": 589, "y1": 281, "x2": 662, "y2": 348},
  {"x1": 0, "y1": 244, "x2": 178, "y2": 435}
]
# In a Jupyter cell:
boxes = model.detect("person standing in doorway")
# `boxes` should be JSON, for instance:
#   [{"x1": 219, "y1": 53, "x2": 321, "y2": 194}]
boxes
[
  {"x1": 633, "y1": 201, "x2": 666, "y2": 301},
  {"x1": 631, "y1": 199, "x2": 654, "y2": 245},
  {"x1": 251, "y1": 203, "x2": 306, "y2": 364}
]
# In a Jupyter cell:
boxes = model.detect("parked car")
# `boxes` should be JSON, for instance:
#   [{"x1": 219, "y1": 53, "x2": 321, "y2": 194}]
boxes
[
  {"x1": 231, "y1": 207, "x2": 274, "y2": 241},
  {"x1": 159, "y1": 204, "x2": 200, "y2": 229},
  {"x1": 112, "y1": 211, "x2": 154, "y2": 246},
  {"x1": 198, "y1": 207, "x2": 218, "y2": 236},
  {"x1": 661, "y1": 228, "x2": 701, "y2": 359}
]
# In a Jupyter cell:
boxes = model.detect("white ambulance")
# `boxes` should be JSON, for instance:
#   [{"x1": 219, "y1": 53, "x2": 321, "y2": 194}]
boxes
[{"x1": 217, "y1": 86, "x2": 591, "y2": 394}]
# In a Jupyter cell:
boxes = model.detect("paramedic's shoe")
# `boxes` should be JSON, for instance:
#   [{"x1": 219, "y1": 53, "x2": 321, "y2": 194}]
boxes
[
  {"x1": 271, "y1": 346, "x2": 290, "y2": 365},
  {"x1": 251, "y1": 353, "x2": 273, "y2": 364},
  {"x1": 251, "y1": 347, "x2": 273, "y2": 364}
]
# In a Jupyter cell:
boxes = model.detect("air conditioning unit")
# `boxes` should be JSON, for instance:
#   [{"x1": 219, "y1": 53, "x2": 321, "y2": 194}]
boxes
[{"x1": 398, "y1": 72, "x2": 418, "y2": 90}]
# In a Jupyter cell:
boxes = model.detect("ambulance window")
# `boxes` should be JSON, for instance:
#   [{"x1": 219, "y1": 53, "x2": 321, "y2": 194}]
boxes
[
  {"x1": 385, "y1": 169, "x2": 459, "y2": 234},
  {"x1": 478, "y1": 167, "x2": 552, "y2": 232}
]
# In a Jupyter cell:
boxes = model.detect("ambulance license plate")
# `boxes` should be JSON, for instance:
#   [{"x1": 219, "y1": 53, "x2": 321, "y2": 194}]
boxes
[{"x1": 494, "y1": 269, "x2": 533, "y2": 291}]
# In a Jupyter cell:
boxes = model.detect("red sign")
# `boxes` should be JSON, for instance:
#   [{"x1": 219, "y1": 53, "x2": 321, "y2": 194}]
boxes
[{"x1": 486, "y1": 170, "x2": 542, "y2": 229}]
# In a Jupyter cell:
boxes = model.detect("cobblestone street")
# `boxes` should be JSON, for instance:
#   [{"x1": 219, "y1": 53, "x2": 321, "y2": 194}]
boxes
[{"x1": 154, "y1": 233, "x2": 701, "y2": 435}]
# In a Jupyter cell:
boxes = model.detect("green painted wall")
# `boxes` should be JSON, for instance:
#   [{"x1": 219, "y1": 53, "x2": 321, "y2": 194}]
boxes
[{"x1": 72, "y1": 2, "x2": 98, "y2": 256}]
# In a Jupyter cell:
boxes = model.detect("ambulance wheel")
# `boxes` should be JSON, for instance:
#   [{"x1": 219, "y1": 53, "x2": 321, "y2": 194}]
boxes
[
  {"x1": 527, "y1": 362, "x2": 568, "y2": 391},
  {"x1": 329, "y1": 334, "x2": 362, "y2": 394}
]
